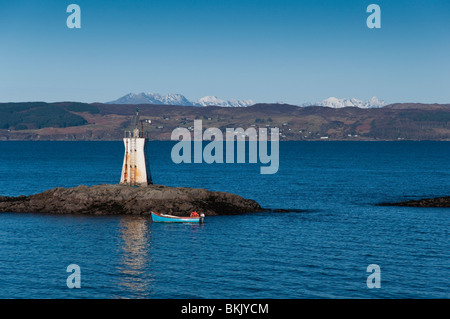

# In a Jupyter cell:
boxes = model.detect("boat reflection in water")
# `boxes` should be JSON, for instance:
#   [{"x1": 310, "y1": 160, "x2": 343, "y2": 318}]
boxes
[{"x1": 116, "y1": 216, "x2": 154, "y2": 298}]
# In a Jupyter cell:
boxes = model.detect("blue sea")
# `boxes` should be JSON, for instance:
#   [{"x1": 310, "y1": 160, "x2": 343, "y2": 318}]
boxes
[{"x1": 0, "y1": 141, "x2": 448, "y2": 299}]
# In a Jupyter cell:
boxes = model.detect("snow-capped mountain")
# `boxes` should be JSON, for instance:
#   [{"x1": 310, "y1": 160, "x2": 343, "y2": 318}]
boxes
[
  {"x1": 107, "y1": 92, "x2": 385, "y2": 109},
  {"x1": 107, "y1": 92, "x2": 255, "y2": 107},
  {"x1": 107, "y1": 92, "x2": 195, "y2": 106},
  {"x1": 301, "y1": 96, "x2": 386, "y2": 108},
  {"x1": 362, "y1": 96, "x2": 387, "y2": 108},
  {"x1": 197, "y1": 96, "x2": 255, "y2": 107}
]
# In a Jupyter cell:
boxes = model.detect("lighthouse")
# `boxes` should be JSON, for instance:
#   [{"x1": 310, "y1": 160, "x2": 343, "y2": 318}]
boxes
[{"x1": 120, "y1": 108, "x2": 152, "y2": 186}]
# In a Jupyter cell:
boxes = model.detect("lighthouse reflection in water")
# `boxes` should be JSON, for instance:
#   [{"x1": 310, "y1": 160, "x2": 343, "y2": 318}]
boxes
[{"x1": 116, "y1": 217, "x2": 153, "y2": 298}]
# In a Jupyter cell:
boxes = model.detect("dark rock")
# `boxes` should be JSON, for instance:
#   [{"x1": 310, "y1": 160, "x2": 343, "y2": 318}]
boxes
[
  {"x1": 0, "y1": 184, "x2": 263, "y2": 216},
  {"x1": 378, "y1": 196, "x2": 450, "y2": 208}
]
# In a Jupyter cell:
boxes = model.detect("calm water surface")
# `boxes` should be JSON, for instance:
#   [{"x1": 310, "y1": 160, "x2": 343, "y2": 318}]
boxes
[{"x1": 0, "y1": 141, "x2": 448, "y2": 298}]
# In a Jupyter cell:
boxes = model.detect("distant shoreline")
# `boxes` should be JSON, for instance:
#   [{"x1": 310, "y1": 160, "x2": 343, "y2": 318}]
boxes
[
  {"x1": 1, "y1": 102, "x2": 450, "y2": 141},
  {"x1": 1, "y1": 138, "x2": 450, "y2": 142}
]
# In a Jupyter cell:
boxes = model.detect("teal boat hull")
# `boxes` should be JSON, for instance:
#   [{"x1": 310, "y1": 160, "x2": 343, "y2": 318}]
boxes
[{"x1": 151, "y1": 211, "x2": 203, "y2": 223}]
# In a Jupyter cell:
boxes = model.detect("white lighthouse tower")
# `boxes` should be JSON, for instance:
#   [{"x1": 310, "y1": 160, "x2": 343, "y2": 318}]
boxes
[{"x1": 120, "y1": 108, "x2": 152, "y2": 186}]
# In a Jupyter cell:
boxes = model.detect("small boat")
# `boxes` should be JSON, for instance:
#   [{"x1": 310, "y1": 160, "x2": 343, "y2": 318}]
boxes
[{"x1": 151, "y1": 211, "x2": 205, "y2": 223}]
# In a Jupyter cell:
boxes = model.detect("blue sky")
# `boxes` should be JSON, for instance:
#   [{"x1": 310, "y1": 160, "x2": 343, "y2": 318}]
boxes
[{"x1": 0, "y1": 0, "x2": 449, "y2": 104}]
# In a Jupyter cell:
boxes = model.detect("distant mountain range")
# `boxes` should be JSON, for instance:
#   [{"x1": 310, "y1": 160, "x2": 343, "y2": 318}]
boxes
[
  {"x1": 196, "y1": 96, "x2": 255, "y2": 107},
  {"x1": 301, "y1": 96, "x2": 386, "y2": 109},
  {"x1": 107, "y1": 92, "x2": 255, "y2": 107},
  {"x1": 107, "y1": 92, "x2": 386, "y2": 109}
]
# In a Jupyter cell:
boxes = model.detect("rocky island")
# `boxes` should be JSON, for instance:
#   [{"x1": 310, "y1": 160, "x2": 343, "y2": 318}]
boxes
[
  {"x1": 379, "y1": 196, "x2": 450, "y2": 208},
  {"x1": 0, "y1": 184, "x2": 263, "y2": 216}
]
